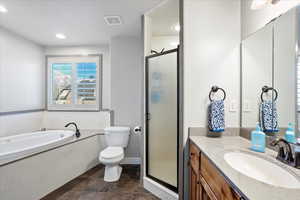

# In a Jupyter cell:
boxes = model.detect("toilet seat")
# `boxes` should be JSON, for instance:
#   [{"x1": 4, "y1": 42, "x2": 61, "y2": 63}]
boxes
[{"x1": 100, "y1": 147, "x2": 124, "y2": 159}]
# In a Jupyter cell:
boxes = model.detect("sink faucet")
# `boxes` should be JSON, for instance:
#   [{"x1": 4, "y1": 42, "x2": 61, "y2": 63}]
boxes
[
  {"x1": 65, "y1": 122, "x2": 80, "y2": 138},
  {"x1": 270, "y1": 138, "x2": 300, "y2": 169}
]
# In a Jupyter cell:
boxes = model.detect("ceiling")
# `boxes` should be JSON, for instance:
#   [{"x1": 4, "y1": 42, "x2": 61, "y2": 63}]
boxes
[
  {"x1": 0, "y1": 0, "x2": 163, "y2": 46},
  {"x1": 149, "y1": 0, "x2": 179, "y2": 36}
]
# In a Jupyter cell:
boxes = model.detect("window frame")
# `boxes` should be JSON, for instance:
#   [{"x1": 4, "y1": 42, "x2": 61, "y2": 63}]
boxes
[{"x1": 46, "y1": 54, "x2": 102, "y2": 111}]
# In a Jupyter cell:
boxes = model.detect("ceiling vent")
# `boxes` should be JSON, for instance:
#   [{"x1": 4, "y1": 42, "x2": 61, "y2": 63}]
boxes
[{"x1": 104, "y1": 16, "x2": 122, "y2": 26}]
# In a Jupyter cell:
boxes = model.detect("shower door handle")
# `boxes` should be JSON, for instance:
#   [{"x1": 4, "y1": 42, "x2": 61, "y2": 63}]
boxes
[
  {"x1": 146, "y1": 113, "x2": 151, "y2": 120},
  {"x1": 134, "y1": 126, "x2": 142, "y2": 134}
]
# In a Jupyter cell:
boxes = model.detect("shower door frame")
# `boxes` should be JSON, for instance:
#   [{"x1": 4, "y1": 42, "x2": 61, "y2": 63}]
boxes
[{"x1": 145, "y1": 47, "x2": 179, "y2": 193}]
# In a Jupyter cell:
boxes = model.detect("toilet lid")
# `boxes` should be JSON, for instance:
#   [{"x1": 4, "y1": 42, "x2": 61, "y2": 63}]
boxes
[
  {"x1": 101, "y1": 147, "x2": 124, "y2": 159},
  {"x1": 104, "y1": 126, "x2": 130, "y2": 133}
]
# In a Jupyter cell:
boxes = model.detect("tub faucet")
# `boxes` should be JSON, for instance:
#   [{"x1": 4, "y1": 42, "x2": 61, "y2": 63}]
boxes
[{"x1": 65, "y1": 122, "x2": 80, "y2": 138}]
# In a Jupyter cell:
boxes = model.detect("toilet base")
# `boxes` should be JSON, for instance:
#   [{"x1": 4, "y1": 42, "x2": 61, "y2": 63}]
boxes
[{"x1": 104, "y1": 165, "x2": 122, "y2": 182}]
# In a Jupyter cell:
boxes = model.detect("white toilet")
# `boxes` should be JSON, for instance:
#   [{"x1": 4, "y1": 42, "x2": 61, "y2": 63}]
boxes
[{"x1": 99, "y1": 126, "x2": 130, "y2": 182}]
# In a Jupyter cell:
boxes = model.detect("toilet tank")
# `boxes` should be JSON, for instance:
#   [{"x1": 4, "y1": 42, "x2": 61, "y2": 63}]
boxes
[{"x1": 104, "y1": 127, "x2": 130, "y2": 147}]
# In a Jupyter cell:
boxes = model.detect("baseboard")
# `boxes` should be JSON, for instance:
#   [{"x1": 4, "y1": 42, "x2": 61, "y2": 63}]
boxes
[
  {"x1": 143, "y1": 177, "x2": 178, "y2": 200},
  {"x1": 121, "y1": 157, "x2": 141, "y2": 165}
]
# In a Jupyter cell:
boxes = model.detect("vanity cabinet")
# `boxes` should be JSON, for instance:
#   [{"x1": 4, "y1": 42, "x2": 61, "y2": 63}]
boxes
[
  {"x1": 189, "y1": 142, "x2": 243, "y2": 200},
  {"x1": 189, "y1": 143, "x2": 200, "y2": 200}
]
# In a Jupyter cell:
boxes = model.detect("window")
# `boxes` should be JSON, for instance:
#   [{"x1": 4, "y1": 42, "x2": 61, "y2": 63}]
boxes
[{"x1": 47, "y1": 55, "x2": 101, "y2": 111}]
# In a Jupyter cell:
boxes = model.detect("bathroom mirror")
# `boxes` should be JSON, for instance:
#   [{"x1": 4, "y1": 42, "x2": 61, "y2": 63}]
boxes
[
  {"x1": 273, "y1": 9, "x2": 297, "y2": 136},
  {"x1": 241, "y1": 7, "x2": 299, "y2": 138},
  {"x1": 241, "y1": 23, "x2": 273, "y2": 129}
]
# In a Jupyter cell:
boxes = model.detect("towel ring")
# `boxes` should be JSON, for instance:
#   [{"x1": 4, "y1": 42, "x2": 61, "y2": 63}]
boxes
[
  {"x1": 209, "y1": 86, "x2": 226, "y2": 102},
  {"x1": 260, "y1": 86, "x2": 278, "y2": 102}
]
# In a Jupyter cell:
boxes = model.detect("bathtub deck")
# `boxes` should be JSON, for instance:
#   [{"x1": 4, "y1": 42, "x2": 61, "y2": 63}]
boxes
[{"x1": 41, "y1": 165, "x2": 159, "y2": 200}]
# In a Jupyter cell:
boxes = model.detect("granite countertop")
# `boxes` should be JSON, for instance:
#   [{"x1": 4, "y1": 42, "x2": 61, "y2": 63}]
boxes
[{"x1": 190, "y1": 136, "x2": 300, "y2": 200}]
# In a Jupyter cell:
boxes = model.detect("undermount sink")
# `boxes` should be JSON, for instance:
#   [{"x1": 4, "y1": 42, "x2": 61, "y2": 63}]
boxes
[{"x1": 224, "y1": 152, "x2": 300, "y2": 189}]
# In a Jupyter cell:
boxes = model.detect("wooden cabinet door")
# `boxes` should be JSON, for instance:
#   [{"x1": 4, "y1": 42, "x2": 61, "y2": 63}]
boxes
[
  {"x1": 190, "y1": 164, "x2": 199, "y2": 200},
  {"x1": 200, "y1": 154, "x2": 240, "y2": 200},
  {"x1": 199, "y1": 175, "x2": 217, "y2": 200},
  {"x1": 190, "y1": 142, "x2": 201, "y2": 200},
  {"x1": 199, "y1": 181, "x2": 210, "y2": 200},
  {"x1": 189, "y1": 141, "x2": 243, "y2": 200}
]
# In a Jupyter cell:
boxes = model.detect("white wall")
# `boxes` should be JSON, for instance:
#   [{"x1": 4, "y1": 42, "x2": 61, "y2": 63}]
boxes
[
  {"x1": 183, "y1": 1, "x2": 240, "y2": 197},
  {"x1": 241, "y1": 0, "x2": 300, "y2": 39},
  {"x1": 45, "y1": 45, "x2": 111, "y2": 109},
  {"x1": 0, "y1": 27, "x2": 45, "y2": 112},
  {"x1": 184, "y1": 0, "x2": 241, "y2": 130},
  {"x1": 151, "y1": 36, "x2": 179, "y2": 51},
  {"x1": 42, "y1": 111, "x2": 111, "y2": 130},
  {"x1": 43, "y1": 46, "x2": 112, "y2": 130},
  {"x1": 110, "y1": 36, "x2": 143, "y2": 158},
  {"x1": 0, "y1": 112, "x2": 44, "y2": 137},
  {"x1": 144, "y1": 16, "x2": 152, "y2": 56},
  {"x1": 0, "y1": 41, "x2": 112, "y2": 137},
  {"x1": 0, "y1": 27, "x2": 45, "y2": 137}
]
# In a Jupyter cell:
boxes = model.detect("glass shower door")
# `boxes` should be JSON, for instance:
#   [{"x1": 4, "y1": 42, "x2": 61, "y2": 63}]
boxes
[{"x1": 146, "y1": 48, "x2": 178, "y2": 192}]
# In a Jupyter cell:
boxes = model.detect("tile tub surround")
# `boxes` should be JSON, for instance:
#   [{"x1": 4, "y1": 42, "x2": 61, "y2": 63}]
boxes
[
  {"x1": 0, "y1": 130, "x2": 104, "y2": 200},
  {"x1": 0, "y1": 129, "x2": 105, "y2": 167},
  {"x1": 190, "y1": 136, "x2": 300, "y2": 200},
  {"x1": 42, "y1": 165, "x2": 159, "y2": 200}
]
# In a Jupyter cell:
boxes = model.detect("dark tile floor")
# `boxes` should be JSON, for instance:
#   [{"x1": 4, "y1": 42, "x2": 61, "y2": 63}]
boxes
[{"x1": 41, "y1": 165, "x2": 159, "y2": 200}]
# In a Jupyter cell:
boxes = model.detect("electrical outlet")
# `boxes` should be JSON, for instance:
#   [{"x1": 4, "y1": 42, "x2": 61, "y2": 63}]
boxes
[
  {"x1": 243, "y1": 100, "x2": 252, "y2": 112},
  {"x1": 229, "y1": 100, "x2": 237, "y2": 112}
]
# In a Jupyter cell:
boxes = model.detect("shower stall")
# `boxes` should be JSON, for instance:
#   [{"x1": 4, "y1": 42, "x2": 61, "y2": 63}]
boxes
[{"x1": 145, "y1": 47, "x2": 179, "y2": 192}]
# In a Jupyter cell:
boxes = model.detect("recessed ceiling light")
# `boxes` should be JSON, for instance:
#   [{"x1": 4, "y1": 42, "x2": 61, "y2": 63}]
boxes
[
  {"x1": 174, "y1": 24, "x2": 180, "y2": 32},
  {"x1": 251, "y1": 0, "x2": 268, "y2": 9},
  {"x1": 251, "y1": 0, "x2": 280, "y2": 10},
  {"x1": 170, "y1": 42, "x2": 179, "y2": 46},
  {"x1": 56, "y1": 33, "x2": 66, "y2": 39},
  {"x1": 0, "y1": 5, "x2": 8, "y2": 13}
]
